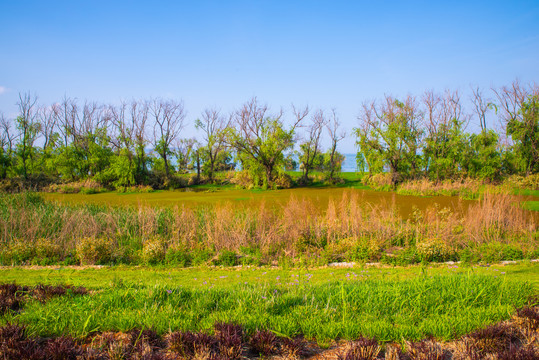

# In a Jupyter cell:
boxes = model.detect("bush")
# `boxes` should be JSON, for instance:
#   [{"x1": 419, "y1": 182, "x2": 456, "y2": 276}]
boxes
[
  {"x1": 231, "y1": 170, "x2": 253, "y2": 189},
  {"x1": 165, "y1": 247, "x2": 192, "y2": 267},
  {"x1": 142, "y1": 238, "x2": 166, "y2": 264},
  {"x1": 191, "y1": 249, "x2": 213, "y2": 266},
  {"x1": 479, "y1": 242, "x2": 524, "y2": 262},
  {"x1": 365, "y1": 173, "x2": 394, "y2": 190},
  {"x1": 75, "y1": 237, "x2": 114, "y2": 265},
  {"x1": 505, "y1": 174, "x2": 539, "y2": 190},
  {"x1": 416, "y1": 238, "x2": 456, "y2": 262},
  {"x1": 215, "y1": 250, "x2": 238, "y2": 266},
  {"x1": 274, "y1": 173, "x2": 293, "y2": 189},
  {"x1": 1, "y1": 240, "x2": 36, "y2": 265},
  {"x1": 34, "y1": 238, "x2": 63, "y2": 264}
]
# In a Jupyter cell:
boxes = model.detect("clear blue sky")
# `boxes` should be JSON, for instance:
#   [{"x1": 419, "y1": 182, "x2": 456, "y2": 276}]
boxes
[{"x1": 1, "y1": 1, "x2": 538, "y2": 152}]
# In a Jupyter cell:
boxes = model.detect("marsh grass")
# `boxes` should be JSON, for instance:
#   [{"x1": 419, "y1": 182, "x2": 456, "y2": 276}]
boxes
[{"x1": 0, "y1": 191, "x2": 536, "y2": 266}]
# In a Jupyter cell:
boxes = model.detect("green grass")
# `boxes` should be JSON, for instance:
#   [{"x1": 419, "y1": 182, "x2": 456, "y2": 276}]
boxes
[
  {"x1": 1, "y1": 262, "x2": 537, "y2": 344},
  {"x1": 513, "y1": 188, "x2": 539, "y2": 197},
  {"x1": 522, "y1": 200, "x2": 539, "y2": 211}
]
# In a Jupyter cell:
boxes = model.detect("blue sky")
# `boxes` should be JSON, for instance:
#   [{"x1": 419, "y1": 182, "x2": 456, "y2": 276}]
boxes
[{"x1": 1, "y1": 1, "x2": 538, "y2": 152}]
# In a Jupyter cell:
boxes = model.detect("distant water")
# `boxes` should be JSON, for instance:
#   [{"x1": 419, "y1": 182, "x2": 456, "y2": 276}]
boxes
[
  {"x1": 341, "y1": 153, "x2": 357, "y2": 172},
  {"x1": 289, "y1": 153, "x2": 357, "y2": 172}
]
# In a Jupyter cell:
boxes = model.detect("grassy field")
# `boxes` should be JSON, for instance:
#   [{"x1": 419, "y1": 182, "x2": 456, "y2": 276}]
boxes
[{"x1": 1, "y1": 262, "x2": 537, "y2": 344}]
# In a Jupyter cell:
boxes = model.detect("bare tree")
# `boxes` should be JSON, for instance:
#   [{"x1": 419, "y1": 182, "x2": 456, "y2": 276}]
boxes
[
  {"x1": 110, "y1": 101, "x2": 134, "y2": 153},
  {"x1": 0, "y1": 114, "x2": 17, "y2": 157},
  {"x1": 195, "y1": 108, "x2": 231, "y2": 183},
  {"x1": 326, "y1": 108, "x2": 346, "y2": 182},
  {"x1": 52, "y1": 96, "x2": 78, "y2": 147},
  {"x1": 38, "y1": 105, "x2": 58, "y2": 150},
  {"x1": 0, "y1": 113, "x2": 16, "y2": 179},
  {"x1": 298, "y1": 108, "x2": 328, "y2": 184},
  {"x1": 131, "y1": 100, "x2": 150, "y2": 179},
  {"x1": 16, "y1": 92, "x2": 41, "y2": 178},
  {"x1": 151, "y1": 98, "x2": 186, "y2": 179},
  {"x1": 470, "y1": 86, "x2": 490, "y2": 132}
]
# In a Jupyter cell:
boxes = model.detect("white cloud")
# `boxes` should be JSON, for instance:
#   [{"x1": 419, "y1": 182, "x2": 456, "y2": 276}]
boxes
[{"x1": 0, "y1": 86, "x2": 7, "y2": 95}]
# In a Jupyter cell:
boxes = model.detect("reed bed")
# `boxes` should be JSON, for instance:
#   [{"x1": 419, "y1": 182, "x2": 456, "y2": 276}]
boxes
[{"x1": 0, "y1": 192, "x2": 536, "y2": 266}]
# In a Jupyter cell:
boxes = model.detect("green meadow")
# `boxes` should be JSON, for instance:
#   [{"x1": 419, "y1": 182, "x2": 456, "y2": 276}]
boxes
[{"x1": 0, "y1": 262, "x2": 537, "y2": 344}]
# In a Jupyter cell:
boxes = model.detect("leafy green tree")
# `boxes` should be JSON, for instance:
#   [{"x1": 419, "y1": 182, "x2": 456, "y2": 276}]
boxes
[
  {"x1": 175, "y1": 138, "x2": 195, "y2": 174},
  {"x1": 108, "y1": 147, "x2": 136, "y2": 188},
  {"x1": 228, "y1": 98, "x2": 306, "y2": 188},
  {"x1": 54, "y1": 144, "x2": 82, "y2": 180},
  {"x1": 467, "y1": 130, "x2": 502, "y2": 180},
  {"x1": 195, "y1": 108, "x2": 230, "y2": 183},
  {"x1": 423, "y1": 118, "x2": 469, "y2": 180},
  {"x1": 422, "y1": 90, "x2": 468, "y2": 180},
  {"x1": 356, "y1": 96, "x2": 422, "y2": 185},
  {"x1": 506, "y1": 95, "x2": 539, "y2": 175},
  {"x1": 493, "y1": 80, "x2": 539, "y2": 175},
  {"x1": 355, "y1": 121, "x2": 385, "y2": 175}
]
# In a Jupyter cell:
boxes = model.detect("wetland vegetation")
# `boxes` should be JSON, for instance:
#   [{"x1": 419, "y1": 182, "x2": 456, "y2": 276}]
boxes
[{"x1": 1, "y1": 81, "x2": 539, "y2": 359}]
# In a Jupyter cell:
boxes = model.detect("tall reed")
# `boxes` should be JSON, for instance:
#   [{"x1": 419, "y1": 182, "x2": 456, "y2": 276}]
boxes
[{"x1": 0, "y1": 192, "x2": 536, "y2": 265}]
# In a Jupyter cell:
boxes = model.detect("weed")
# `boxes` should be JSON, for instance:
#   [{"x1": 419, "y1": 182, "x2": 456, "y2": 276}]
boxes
[
  {"x1": 463, "y1": 323, "x2": 519, "y2": 354},
  {"x1": 406, "y1": 340, "x2": 449, "y2": 360},
  {"x1": 497, "y1": 345, "x2": 539, "y2": 360},
  {"x1": 336, "y1": 337, "x2": 380, "y2": 360},
  {"x1": 281, "y1": 336, "x2": 310, "y2": 359},
  {"x1": 249, "y1": 329, "x2": 279, "y2": 356},
  {"x1": 214, "y1": 322, "x2": 243, "y2": 359}
]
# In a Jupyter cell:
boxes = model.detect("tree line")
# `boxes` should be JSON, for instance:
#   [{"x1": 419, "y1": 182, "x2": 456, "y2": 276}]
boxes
[
  {"x1": 355, "y1": 80, "x2": 539, "y2": 185},
  {"x1": 0, "y1": 96, "x2": 345, "y2": 190},
  {"x1": 1, "y1": 80, "x2": 537, "y2": 191}
]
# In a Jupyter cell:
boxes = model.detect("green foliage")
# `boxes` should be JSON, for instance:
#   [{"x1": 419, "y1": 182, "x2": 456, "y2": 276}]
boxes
[
  {"x1": 228, "y1": 99, "x2": 298, "y2": 188},
  {"x1": 355, "y1": 98, "x2": 423, "y2": 185},
  {"x1": 215, "y1": 250, "x2": 238, "y2": 266},
  {"x1": 165, "y1": 247, "x2": 193, "y2": 267},
  {"x1": 507, "y1": 95, "x2": 539, "y2": 175},
  {"x1": 75, "y1": 237, "x2": 114, "y2": 265},
  {"x1": 423, "y1": 118, "x2": 469, "y2": 181},
  {"x1": 467, "y1": 130, "x2": 503, "y2": 180}
]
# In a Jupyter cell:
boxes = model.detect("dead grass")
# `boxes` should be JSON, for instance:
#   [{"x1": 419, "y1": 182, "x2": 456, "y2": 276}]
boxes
[{"x1": 0, "y1": 192, "x2": 536, "y2": 265}]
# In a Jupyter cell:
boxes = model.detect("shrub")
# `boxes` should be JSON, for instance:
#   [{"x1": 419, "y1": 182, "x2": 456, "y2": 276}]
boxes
[
  {"x1": 165, "y1": 246, "x2": 192, "y2": 267},
  {"x1": 2, "y1": 240, "x2": 36, "y2": 265},
  {"x1": 416, "y1": 238, "x2": 456, "y2": 262},
  {"x1": 347, "y1": 240, "x2": 382, "y2": 262},
  {"x1": 274, "y1": 173, "x2": 293, "y2": 189},
  {"x1": 365, "y1": 173, "x2": 393, "y2": 190},
  {"x1": 504, "y1": 174, "x2": 539, "y2": 190},
  {"x1": 191, "y1": 249, "x2": 213, "y2": 266},
  {"x1": 214, "y1": 322, "x2": 243, "y2": 359},
  {"x1": 75, "y1": 237, "x2": 114, "y2": 265},
  {"x1": 215, "y1": 250, "x2": 238, "y2": 266},
  {"x1": 142, "y1": 238, "x2": 166, "y2": 264},
  {"x1": 479, "y1": 242, "x2": 524, "y2": 262},
  {"x1": 34, "y1": 238, "x2": 63, "y2": 263},
  {"x1": 231, "y1": 170, "x2": 253, "y2": 189}
]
